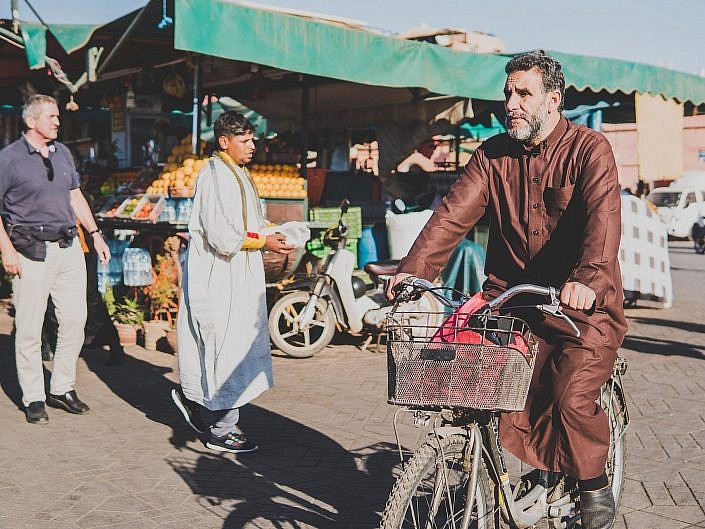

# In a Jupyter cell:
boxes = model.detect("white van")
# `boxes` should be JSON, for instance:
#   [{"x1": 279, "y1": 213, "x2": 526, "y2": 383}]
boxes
[{"x1": 646, "y1": 186, "x2": 705, "y2": 238}]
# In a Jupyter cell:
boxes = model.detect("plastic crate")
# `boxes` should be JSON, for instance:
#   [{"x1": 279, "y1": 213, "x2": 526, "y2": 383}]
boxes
[
  {"x1": 114, "y1": 195, "x2": 146, "y2": 218},
  {"x1": 131, "y1": 195, "x2": 166, "y2": 222},
  {"x1": 96, "y1": 195, "x2": 129, "y2": 218},
  {"x1": 309, "y1": 206, "x2": 362, "y2": 239},
  {"x1": 306, "y1": 236, "x2": 358, "y2": 268}
]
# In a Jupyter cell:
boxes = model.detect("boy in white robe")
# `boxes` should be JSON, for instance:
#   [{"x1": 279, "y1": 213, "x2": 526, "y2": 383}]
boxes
[{"x1": 171, "y1": 111, "x2": 294, "y2": 453}]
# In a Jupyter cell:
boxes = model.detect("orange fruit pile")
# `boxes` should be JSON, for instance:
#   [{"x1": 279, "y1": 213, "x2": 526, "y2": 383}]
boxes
[
  {"x1": 250, "y1": 164, "x2": 306, "y2": 199},
  {"x1": 133, "y1": 202, "x2": 155, "y2": 220},
  {"x1": 147, "y1": 135, "x2": 208, "y2": 196}
]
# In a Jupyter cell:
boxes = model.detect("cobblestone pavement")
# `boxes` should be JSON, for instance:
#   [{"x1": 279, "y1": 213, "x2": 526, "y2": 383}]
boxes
[{"x1": 0, "y1": 240, "x2": 704, "y2": 529}]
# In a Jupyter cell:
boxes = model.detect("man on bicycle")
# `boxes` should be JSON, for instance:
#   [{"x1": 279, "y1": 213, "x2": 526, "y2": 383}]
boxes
[{"x1": 387, "y1": 51, "x2": 627, "y2": 529}]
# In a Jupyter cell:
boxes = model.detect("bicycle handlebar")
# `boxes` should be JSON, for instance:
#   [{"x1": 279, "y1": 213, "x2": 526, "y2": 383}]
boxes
[{"x1": 391, "y1": 277, "x2": 580, "y2": 337}]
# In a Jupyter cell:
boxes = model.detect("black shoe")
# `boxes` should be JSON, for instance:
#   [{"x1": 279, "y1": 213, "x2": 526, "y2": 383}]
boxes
[
  {"x1": 171, "y1": 388, "x2": 206, "y2": 433},
  {"x1": 580, "y1": 486, "x2": 616, "y2": 529},
  {"x1": 47, "y1": 390, "x2": 90, "y2": 414},
  {"x1": 25, "y1": 401, "x2": 49, "y2": 424},
  {"x1": 205, "y1": 431, "x2": 258, "y2": 454}
]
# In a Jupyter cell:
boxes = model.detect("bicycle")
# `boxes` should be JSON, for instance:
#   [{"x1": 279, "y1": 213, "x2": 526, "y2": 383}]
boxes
[{"x1": 380, "y1": 279, "x2": 629, "y2": 529}]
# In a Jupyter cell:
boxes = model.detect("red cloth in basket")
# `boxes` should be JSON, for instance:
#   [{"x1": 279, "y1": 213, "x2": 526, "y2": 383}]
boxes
[{"x1": 415, "y1": 293, "x2": 529, "y2": 408}]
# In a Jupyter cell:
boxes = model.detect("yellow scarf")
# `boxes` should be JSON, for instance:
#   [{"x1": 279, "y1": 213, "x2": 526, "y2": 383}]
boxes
[{"x1": 213, "y1": 151, "x2": 265, "y2": 250}]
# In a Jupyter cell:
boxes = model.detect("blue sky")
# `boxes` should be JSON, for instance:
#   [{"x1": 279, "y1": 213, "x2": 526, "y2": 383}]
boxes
[{"x1": 3, "y1": 0, "x2": 702, "y2": 75}]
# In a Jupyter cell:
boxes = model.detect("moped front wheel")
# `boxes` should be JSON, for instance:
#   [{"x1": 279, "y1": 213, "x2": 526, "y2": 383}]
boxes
[{"x1": 268, "y1": 291, "x2": 336, "y2": 358}]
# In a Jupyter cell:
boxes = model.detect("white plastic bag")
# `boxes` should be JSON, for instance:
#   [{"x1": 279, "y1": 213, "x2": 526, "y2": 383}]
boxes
[
  {"x1": 263, "y1": 221, "x2": 311, "y2": 248},
  {"x1": 385, "y1": 209, "x2": 433, "y2": 260}
]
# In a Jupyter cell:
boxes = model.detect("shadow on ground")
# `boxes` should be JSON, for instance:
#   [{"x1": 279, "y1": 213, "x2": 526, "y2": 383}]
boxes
[
  {"x1": 622, "y1": 334, "x2": 705, "y2": 359},
  {"x1": 168, "y1": 406, "x2": 400, "y2": 528},
  {"x1": 83, "y1": 349, "x2": 399, "y2": 528},
  {"x1": 0, "y1": 331, "x2": 58, "y2": 412},
  {"x1": 83, "y1": 349, "x2": 198, "y2": 449},
  {"x1": 627, "y1": 316, "x2": 705, "y2": 336},
  {"x1": 0, "y1": 332, "x2": 23, "y2": 410}
]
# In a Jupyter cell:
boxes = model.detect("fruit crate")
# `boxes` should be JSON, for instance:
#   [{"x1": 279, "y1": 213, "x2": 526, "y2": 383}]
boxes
[
  {"x1": 309, "y1": 206, "x2": 362, "y2": 239},
  {"x1": 306, "y1": 236, "x2": 359, "y2": 268},
  {"x1": 96, "y1": 195, "x2": 129, "y2": 218},
  {"x1": 131, "y1": 195, "x2": 167, "y2": 222},
  {"x1": 114, "y1": 195, "x2": 147, "y2": 219}
]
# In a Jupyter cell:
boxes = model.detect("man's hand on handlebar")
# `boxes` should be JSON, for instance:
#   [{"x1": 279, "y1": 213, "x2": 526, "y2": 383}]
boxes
[
  {"x1": 560, "y1": 281, "x2": 596, "y2": 311},
  {"x1": 385, "y1": 272, "x2": 413, "y2": 302}
]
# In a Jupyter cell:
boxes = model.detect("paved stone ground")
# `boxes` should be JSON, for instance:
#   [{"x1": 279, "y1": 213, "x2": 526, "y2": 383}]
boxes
[{"x1": 0, "y1": 240, "x2": 703, "y2": 529}]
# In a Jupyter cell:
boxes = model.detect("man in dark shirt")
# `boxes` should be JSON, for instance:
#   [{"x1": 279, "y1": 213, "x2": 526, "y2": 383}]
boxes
[
  {"x1": 387, "y1": 52, "x2": 626, "y2": 529},
  {"x1": 0, "y1": 94, "x2": 110, "y2": 424}
]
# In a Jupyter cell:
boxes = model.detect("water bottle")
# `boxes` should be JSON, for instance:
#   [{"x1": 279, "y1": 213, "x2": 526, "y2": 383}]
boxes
[
  {"x1": 123, "y1": 249, "x2": 131, "y2": 286},
  {"x1": 97, "y1": 259, "x2": 109, "y2": 294},
  {"x1": 123, "y1": 248, "x2": 135, "y2": 286},
  {"x1": 176, "y1": 198, "x2": 193, "y2": 224},
  {"x1": 143, "y1": 251, "x2": 153, "y2": 285},
  {"x1": 168, "y1": 200, "x2": 177, "y2": 222}
]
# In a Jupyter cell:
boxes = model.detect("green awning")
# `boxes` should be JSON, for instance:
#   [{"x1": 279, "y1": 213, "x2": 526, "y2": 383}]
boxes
[
  {"x1": 19, "y1": 22, "x2": 102, "y2": 70},
  {"x1": 549, "y1": 51, "x2": 705, "y2": 105},
  {"x1": 20, "y1": 23, "x2": 46, "y2": 69},
  {"x1": 174, "y1": 0, "x2": 705, "y2": 105},
  {"x1": 174, "y1": 0, "x2": 507, "y2": 101},
  {"x1": 49, "y1": 24, "x2": 102, "y2": 54}
]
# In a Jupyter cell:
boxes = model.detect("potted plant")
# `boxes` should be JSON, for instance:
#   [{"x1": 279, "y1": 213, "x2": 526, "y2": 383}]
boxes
[
  {"x1": 106, "y1": 287, "x2": 145, "y2": 346},
  {"x1": 143, "y1": 236, "x2": 182, "y2": 352}
]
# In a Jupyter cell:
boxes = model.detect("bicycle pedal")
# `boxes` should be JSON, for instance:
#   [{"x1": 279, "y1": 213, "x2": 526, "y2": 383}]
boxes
[{"x1": 548, "y1": 501, "x2": 576, "y2": 519}]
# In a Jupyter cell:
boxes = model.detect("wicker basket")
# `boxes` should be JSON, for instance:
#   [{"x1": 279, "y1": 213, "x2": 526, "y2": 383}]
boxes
[{"x1": 386, "y1": 311, "x2": 537, "y2": 411}]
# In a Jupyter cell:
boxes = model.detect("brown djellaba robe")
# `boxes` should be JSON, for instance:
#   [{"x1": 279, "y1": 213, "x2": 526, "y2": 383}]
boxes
[{"x1": 398, "y1": 117, "x2": 627, "y2": 480}]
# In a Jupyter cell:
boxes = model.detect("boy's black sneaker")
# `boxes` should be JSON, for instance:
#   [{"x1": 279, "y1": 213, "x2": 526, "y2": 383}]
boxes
[
  {"x1": 205, "y1": 432, "x2": 258, "y2": 454},
  {"x1": 170, "y1": 387, "x2": 206, "y2": 433}
]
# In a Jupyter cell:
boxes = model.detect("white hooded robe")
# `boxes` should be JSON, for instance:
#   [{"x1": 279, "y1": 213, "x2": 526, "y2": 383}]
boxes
[{"x1": 177, "y1": 155, "x2": 273, "y2": 410}]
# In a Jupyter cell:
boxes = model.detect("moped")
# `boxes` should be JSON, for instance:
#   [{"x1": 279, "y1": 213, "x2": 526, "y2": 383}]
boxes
[{"x1": 268, "y1": 200, "x2": 441, "y2": 358}]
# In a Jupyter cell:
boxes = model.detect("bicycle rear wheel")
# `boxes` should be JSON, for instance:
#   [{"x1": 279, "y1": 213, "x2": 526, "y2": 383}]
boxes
[
  {"x1": 380, "y1": 434, "x2": 496, "y2": 529},
  {"x1": 602, "y1": 384, "x2": 627, "y2": 509}
]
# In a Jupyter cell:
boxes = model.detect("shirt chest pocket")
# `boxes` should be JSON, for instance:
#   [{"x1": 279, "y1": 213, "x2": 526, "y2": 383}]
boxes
[{"x1": 543, "y1": 185, "x2": 575, "y2": 217}]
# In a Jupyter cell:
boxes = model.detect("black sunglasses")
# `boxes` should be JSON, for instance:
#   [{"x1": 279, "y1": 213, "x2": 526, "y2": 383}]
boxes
[{"x1": 41, "y1": 156, "x2": 54, "y2": 182}]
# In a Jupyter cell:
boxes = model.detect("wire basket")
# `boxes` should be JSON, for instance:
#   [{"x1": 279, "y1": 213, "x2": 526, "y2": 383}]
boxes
[{"x1": 386, "y1": 310, "x2": 538, "y2": 412}]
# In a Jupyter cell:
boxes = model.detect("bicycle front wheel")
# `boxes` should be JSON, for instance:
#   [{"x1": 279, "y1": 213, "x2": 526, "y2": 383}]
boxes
[{"x1": 380, "y1": 434, "x2": 496, "y2": 529}]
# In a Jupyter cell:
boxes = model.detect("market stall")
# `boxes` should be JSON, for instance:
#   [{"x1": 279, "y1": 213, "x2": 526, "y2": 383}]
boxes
[{"x1": 4, "y1": 0, "x2": 705, "y2": 343}]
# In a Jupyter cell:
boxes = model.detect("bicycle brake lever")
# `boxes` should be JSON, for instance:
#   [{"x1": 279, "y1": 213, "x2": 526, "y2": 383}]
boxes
[{"x1": 538, "y1": 303, "x2": 581, "y2": 338}]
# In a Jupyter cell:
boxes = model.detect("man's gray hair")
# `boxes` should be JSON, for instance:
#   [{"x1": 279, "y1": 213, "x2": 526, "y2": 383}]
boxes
[
  {"x1": 505, "y1": 51, "x2": 565, "y2": 111},
  {"x1": 22, "y1": 94, "x2": 57, "y2": 122}
]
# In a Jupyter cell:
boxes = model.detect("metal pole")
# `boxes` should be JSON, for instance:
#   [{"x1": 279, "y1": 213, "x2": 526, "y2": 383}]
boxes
[
  {"x1": 191, "y1": 59, "x2": 201, "y2": 155},
  {"x1": 11, "y1": 0, "x2": 20, "y2": 33},
  {"x1": 206, "y1": 93, "x2": 213, "y2": 127},
  {"x1": 300, "y1": 74, "x2": 309, "y2": 176},
  {"x1": 97, "y1": 0, "x2": 153, "y2": 78},
  {"x1": 22, "y1": 0, "x2": 48, "y2": 27},
  {"x1": 454, "y1": 124, "x2": 461, "y2": 171}
]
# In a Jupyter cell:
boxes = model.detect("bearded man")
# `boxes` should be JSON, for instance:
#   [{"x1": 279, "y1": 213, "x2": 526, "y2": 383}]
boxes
[{"x1": 387, "y1": 51, "x2": 626, "y2": 529}]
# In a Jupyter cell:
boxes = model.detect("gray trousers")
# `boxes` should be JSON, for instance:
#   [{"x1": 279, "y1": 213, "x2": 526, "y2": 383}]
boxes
[
  {"x1": 200, "y1": 407, "x2": 240, "y2": 437},
  {"x1": 13, "y1": 241, "x2": 87, "y2": 406}
]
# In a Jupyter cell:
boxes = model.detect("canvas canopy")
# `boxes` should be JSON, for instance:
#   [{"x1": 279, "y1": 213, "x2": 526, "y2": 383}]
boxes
[{"x1": 174, "y1": 0, "x2": 705, "y2": 105}]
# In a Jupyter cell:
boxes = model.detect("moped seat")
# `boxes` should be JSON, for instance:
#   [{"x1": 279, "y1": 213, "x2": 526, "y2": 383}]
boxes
[{"x1": 364, "y1": 260, "x2": 400, "y2": 278}]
